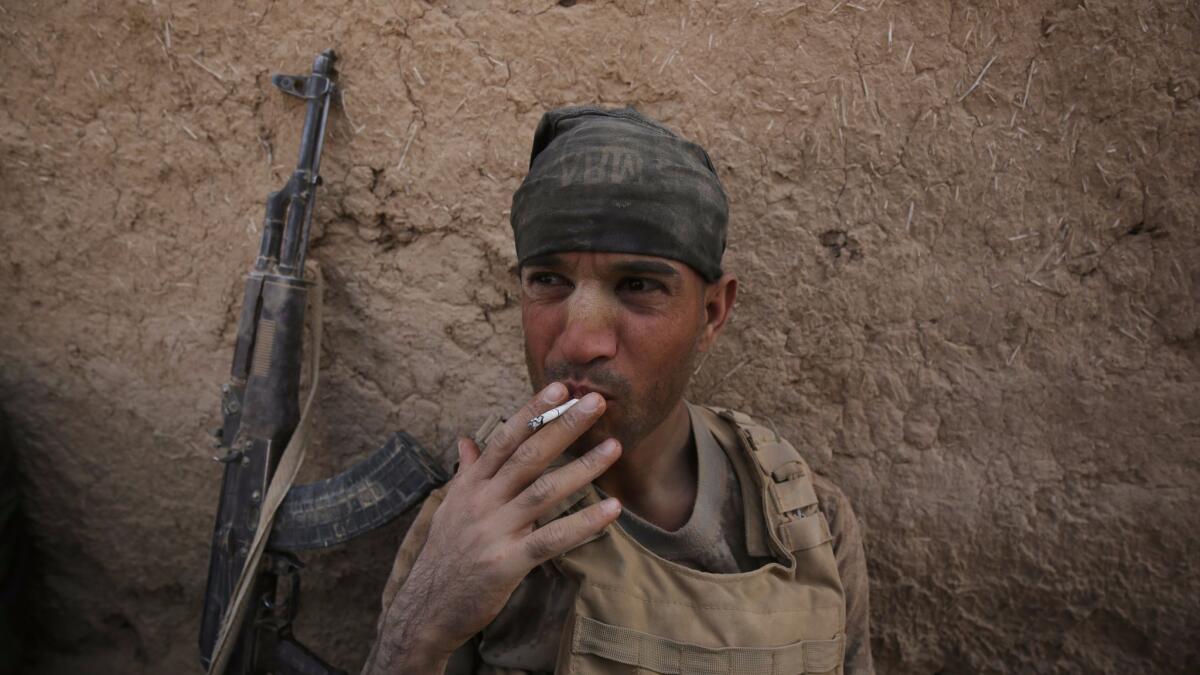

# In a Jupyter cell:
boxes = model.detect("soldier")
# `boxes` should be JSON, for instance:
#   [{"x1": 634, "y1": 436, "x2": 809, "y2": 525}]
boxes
[{"x1": 363, "y1": 106, "x2": 874, "y2": 675}]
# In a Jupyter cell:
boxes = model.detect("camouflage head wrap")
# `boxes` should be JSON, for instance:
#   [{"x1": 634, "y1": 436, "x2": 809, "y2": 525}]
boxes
[{"x1": 510, "y1": 106, "x2": 728, "y2": 282}]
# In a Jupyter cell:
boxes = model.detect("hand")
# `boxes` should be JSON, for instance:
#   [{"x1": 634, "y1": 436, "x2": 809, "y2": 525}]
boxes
[{"x1": 369, "y1": 383, "x2": 622, "y2": 674}]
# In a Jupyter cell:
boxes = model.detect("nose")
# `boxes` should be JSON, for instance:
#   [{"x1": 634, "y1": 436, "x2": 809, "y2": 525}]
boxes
[{"x1": 556, "y1": 284, "x2": 619, "y2": 367}]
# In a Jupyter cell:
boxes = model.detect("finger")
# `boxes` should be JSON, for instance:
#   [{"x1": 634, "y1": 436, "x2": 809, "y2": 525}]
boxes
[
  {"x1": 457, "y1": 437, "x2": 481, "y2": 470},
  {"x1": 493, "y1": 392, "x2": 606, "y2": 491},
  {"x1": 512, "y1": 439, "x2": 621, "y2": 518},
  {"x1": 474, "y1": 382, "x2": 569, "y2": 478},
  {"x1": 520, "y1": 498, "x2": 622, "y2": 566}
]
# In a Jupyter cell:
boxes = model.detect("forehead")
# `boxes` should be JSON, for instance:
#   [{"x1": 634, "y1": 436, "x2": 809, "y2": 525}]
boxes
[{"x1": 521, "y1": 251, "x2": 689, "y2": 277}]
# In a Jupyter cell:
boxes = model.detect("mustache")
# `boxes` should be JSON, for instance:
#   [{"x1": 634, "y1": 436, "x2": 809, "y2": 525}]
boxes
[{"x1": 543, "y1": 362, "x2": 632, "y2": 399}]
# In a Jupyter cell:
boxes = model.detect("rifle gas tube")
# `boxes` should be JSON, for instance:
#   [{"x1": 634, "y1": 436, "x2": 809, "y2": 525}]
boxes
[{"x1": 199, "y1": 50, "x2": 448, "y2": 675}]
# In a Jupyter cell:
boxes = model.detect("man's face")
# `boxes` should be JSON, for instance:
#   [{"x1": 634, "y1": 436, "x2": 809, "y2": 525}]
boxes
[{"x1": 520, "y1": 251, "x2": 729, "y2": 455}]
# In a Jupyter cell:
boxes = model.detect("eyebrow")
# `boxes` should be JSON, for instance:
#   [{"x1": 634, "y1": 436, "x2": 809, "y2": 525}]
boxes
[
  {"x1": 521, "y1": 253, "x2": 564, "y2": 270},
  {"x1": 518, "y1": 254, "x2": 681, "y2": 279},
  {"x1": 610, "y1": 259, "x2": 681, "y2": 278}
]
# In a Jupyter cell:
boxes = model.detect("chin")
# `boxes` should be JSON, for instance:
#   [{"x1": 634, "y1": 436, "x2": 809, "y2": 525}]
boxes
[{"x1": 574, "y1": 409, "x2": 643, "y2": 459}]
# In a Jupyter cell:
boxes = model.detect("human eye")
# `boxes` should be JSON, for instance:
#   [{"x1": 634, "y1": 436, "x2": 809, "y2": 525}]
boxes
[
  {"x1": 526, "y1": 271, "x2": 568, "y2": 287},
  {"x1": 616, "y1": 276, "x2": 666, "y2": 295},
  {"x1": 522, "y1": 270, "x2": 573, "y2": 296}
]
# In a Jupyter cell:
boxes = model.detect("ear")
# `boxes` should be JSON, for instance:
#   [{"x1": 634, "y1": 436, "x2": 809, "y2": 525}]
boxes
[{"x1": 698, "y1": 273, "x2": 738, "y2": 352}]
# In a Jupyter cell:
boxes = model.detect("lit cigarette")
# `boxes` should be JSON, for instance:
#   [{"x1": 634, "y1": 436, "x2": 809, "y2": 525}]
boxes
[{"x1": 528, "y1": 398, "x2": 579, "y2": 431}]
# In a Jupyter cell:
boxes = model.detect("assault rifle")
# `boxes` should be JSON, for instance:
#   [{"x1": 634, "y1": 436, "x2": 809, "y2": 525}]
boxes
[{"x1": 198, "y1": 50, "x2": 448, "y2": 675}]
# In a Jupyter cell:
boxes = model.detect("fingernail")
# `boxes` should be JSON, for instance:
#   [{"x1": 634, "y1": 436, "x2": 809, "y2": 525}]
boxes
[
  {"x1": 578, "y1": 393, "x2": 603, "y2": 412},
  {"x1": 601, "y1": 498, "x2": 621, "y2": 516},
  {"x1": 542, "y1": 382, "x2": 567, "y2": 402},
  {"x1": 596, "y1": 439, "x2": 619, "y2": 457}
]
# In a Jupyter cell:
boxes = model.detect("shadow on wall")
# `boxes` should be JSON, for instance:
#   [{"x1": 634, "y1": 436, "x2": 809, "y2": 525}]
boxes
[
  {"x1": 1, "y1": 408, "x2": 33, "y2": 672},
  {"x1": 3, "y1": 403, "x2": 152, "y2": 675}
]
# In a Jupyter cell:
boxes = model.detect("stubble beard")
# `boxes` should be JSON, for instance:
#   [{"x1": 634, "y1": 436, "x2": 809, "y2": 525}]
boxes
[{"x1": 524, "y1": 334, "x2": 701, "y2": 458}]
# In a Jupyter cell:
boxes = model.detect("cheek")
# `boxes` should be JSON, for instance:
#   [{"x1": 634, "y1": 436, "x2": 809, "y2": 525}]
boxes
[
  {"x1": 522, "y1": 303, "x2": 561, "y2": 365},
  {"x1": 615, "y1": 316, "x2": 696, "y2": 410},
  {"x1": 623, "y1": 312, "x2": 696, "y2": 367}
]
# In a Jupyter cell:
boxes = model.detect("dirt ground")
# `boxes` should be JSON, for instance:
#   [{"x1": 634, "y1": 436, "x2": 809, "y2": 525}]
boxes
[{"x1": 1, "y1": 0, "x2": 1197, "y2": 673}]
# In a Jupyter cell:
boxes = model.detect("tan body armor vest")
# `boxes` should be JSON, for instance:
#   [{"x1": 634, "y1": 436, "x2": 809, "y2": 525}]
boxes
[{"x1": 545, "y1": 405, "x2": 846, "y2": 675}]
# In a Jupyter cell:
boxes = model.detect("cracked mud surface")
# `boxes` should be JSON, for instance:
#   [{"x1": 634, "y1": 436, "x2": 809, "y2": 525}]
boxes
[{"x1": 1, "y1": 1, "x2": 1198, "y2": 673}]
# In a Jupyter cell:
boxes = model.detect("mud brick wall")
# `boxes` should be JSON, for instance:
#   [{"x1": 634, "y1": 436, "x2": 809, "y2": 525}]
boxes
[{"x1": 0, "y1": 1, "x2": 1197, "y2": 673}]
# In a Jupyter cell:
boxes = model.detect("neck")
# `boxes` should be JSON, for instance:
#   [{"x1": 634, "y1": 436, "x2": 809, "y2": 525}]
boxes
[{"x1": 595, "y1": 399, "x2": 697, "y2": 531}]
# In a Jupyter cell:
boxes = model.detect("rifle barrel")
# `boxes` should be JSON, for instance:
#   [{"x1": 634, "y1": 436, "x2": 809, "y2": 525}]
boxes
[{"x1": 278, "y1": 51, "x2": 336, "y2": 277}]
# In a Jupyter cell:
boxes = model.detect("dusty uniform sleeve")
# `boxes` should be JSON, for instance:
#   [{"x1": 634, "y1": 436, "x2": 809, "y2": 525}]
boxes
[
  {"x1": 812, "y1": 475, "x2": 876, "y2": 675},
  {"x1": 361, "y1": 486, "x2": 482, "y2": 675}
]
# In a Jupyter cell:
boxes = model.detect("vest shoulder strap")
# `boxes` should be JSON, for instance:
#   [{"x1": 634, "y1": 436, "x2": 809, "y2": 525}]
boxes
[{"x1": 703, "y1": 405, "x2": 831, "y2": 555}]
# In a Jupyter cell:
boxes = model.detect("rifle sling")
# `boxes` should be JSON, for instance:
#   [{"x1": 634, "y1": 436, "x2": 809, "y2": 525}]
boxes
[{"x1": 207, "y1": 266, "x2": 324, "y2": 675}]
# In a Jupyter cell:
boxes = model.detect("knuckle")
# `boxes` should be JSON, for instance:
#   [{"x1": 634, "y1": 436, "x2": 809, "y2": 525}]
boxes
[
  {"x1": 525, "y1": 531, "x2": 559, "y2": 561},
  {"x1": 561, "y1": 409, "x2": 587, "y2": 433},
  {"x1": 505, "y1": 444, "x2": 537, "y2": 471},
  {"x1": 576, "y1": 449, "x2": 603, "y2": 474},
  {"x1": 485, "y1": 426, "x2": 514, "y2": 453},
  {"x1": 521, "y1": 474, "x2": 558, "y2": 507}
]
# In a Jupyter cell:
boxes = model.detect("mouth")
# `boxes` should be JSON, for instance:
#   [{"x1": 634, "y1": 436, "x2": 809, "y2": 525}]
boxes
[{"x1": 563, "y1": 381, "x2": 614, "y2": 402}]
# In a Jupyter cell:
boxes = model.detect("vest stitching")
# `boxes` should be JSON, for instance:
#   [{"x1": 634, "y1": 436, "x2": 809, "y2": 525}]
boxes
[{"x1": 580, "y1": 581, "x2": 845, "y2": 614}]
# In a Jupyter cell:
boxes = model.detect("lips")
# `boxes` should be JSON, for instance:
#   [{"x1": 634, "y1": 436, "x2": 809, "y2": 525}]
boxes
[{"x1": 564, "y1": 381, "x2": 613, "y2": 402}]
